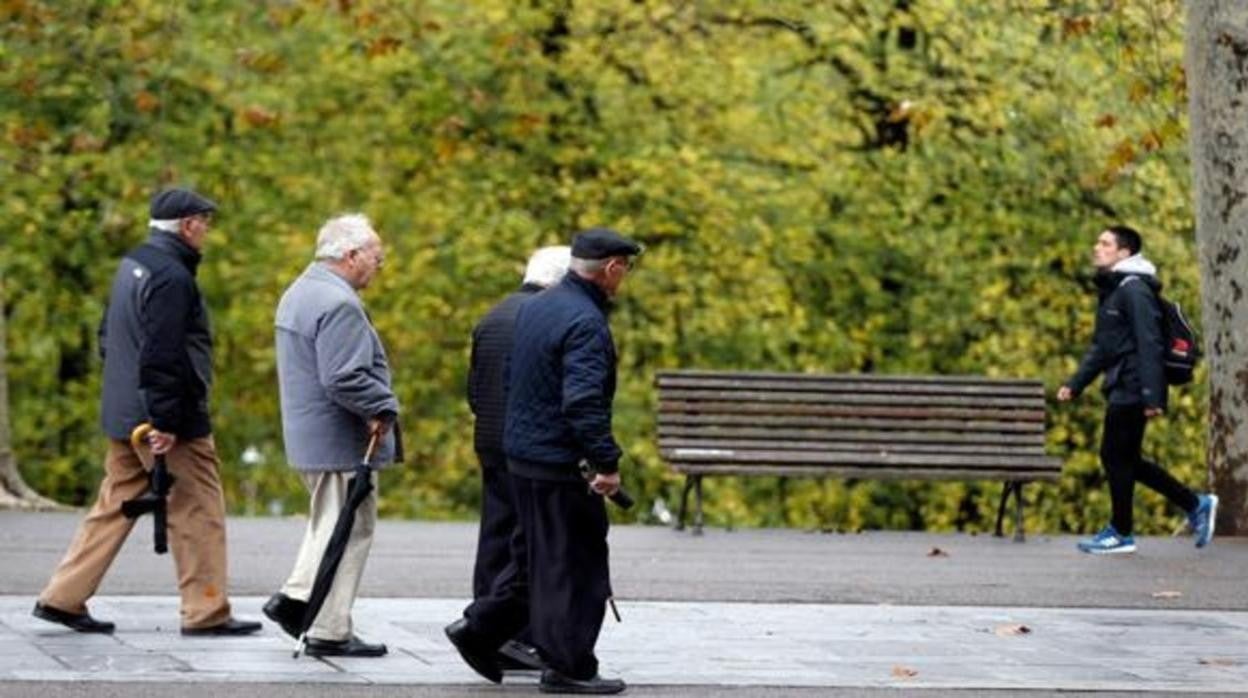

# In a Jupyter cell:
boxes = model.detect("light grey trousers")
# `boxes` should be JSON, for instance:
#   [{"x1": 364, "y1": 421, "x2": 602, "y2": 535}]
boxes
[{"x1": 281, "y1": 470, "x2": 377, "y2": 641}]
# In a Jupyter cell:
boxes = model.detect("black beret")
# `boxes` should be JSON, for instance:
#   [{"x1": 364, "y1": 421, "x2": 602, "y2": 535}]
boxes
[
  {"x1": 570, "y1": 228, "x2": 642, "y2": 260},
  {"x1": 150, "y1": 187, "x2": 217, "y2": 220}
]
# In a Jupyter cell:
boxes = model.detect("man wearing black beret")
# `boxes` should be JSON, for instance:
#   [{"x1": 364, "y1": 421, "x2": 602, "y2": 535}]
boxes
[
  {"x1": 34, "y1": 187, "x2": 261, "y2": 637},
  {"x1": 445, "y1": 228, "x2": 639, "y2": 695}
]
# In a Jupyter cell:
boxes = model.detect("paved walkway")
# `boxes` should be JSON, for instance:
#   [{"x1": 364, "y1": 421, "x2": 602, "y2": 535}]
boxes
[{"x1": 2, "y1": 596, "x2": 1247, "y2": 692}]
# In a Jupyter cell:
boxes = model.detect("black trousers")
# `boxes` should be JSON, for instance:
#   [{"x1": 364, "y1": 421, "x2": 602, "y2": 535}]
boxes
[
  {"x1": 1100, "y1": 404, "x2": 1199, "y2": 536},
  {"x1": 467, "y1": 474, "x2": 611, "y2": 681},
  {"x1": 472, "y1": 450, "x2": 519, "y2": 601}
]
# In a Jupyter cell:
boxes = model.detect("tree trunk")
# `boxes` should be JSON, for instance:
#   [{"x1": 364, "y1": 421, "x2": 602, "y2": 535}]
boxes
[
  {"x1": 0, "y1": 270, "x2": 64, "y2": 510},
  {"x1": 1186, "y1": 1, "x2": 1248, "y2": 535}
]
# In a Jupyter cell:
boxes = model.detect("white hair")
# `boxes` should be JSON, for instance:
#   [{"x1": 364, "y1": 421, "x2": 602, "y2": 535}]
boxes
[
  {"x1": 149, "y1": 218, "x2": 181, "y2": 232},
  {"x1": 569, "y1": 257, "x2": 608, "y2": 274},
  {"x1": 315, "y1": 213, "x2": 377, "y2": 260},
  {"x1": 523, "y1": 246, "x2": 572, "y2": 287}
]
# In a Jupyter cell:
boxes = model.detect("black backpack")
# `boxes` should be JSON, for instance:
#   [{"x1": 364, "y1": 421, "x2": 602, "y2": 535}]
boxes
[
  {"x1": 1157, "y1": 294, "x2": 1200, "y2": 385},
  {"x1": 1121, "y1": 275, "x2": 1201, "y2": 385}
]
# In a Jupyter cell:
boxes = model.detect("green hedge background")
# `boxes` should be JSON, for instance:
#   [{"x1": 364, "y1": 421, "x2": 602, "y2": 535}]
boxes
[{"x1": 1, "y1": 0, "x2": 1207, "y2": 533}]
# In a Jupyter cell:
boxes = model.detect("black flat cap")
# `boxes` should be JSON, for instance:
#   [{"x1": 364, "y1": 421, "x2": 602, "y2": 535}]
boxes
[
  {"x1": 150, "y1": 187, "x2": 217, "y2": 220},
  {"x1": 570, "y1": 228, "x2": 642, "y2": 260}
]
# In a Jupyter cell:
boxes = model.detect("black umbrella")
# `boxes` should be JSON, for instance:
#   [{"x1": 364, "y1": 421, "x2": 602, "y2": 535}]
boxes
[
  {"x1": 293, "y1": 431, "x2": 379, "y2": 658},
  {"x1": 121, "y1": 423, "x2": 175, "y2": 554}
]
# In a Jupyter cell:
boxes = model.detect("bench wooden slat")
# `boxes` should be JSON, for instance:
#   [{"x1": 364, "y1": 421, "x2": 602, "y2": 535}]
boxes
[
  {"x1": 661, "y1": 401, "x2": 1044, "y2": 422},
  {"x1": 658, "y1": 425, "x2": 1045, "y2": 446},
  {"x1": 659, "y1": 438, "x2": 1048, "y2": 456},
  {"x1": 656, "y1": 369, "x2": 1043, "y2": 388},
  {"x1": 660, "y1": 389, "x2": 1044, "y2": 409},
  {"x1": 660, "y1": 413, "x2": 1046, "y2": 433},
  {"x1": 668, "y1": 464, "x2": 1061, "y2": 482},
  {"x1": 656, "y1": 376, "x2": 1043, "y2": 398},
  {"x1": 663, "y1": 448, "x2": 1059, "y2": 469}
]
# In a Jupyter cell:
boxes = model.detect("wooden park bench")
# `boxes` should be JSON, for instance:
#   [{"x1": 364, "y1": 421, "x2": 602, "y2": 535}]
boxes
[{"x1": 655, "y1": 370, "x2": 1062, "y2": 540}]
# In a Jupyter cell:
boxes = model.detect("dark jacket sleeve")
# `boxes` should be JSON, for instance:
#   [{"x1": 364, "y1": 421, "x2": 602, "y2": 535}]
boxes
[
  {"x1": 138, "y1": 274, "x2": 195, "y2": 433},
  {"x1": 1066, "y1": 339, "x2": 1113, "y2": 397},
  {"x1": 314, "y1": 301, "x2": 400, "y2": 420},
  {"x1": 1125, "y1": 285, "x2": 1166, "y2": 409},
  {"x1": 466, "y1": 324, "x2": 481, "y2": 416},
  {"x1": 561, "y1": 317, "x2": 622, "y2": 473}
]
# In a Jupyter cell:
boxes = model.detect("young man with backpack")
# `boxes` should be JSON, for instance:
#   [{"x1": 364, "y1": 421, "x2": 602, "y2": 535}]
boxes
[{"x1": 1057, "y1": 225, "x2": 1217, "y2": 554}]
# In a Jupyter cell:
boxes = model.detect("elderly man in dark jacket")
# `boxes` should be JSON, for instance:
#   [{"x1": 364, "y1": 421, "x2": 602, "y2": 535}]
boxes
[
  {"x1": 34, "y1": 187, "x2": 260, "y2": 636},
  {"x1": 1058, "y1": 225, "x2": 1217, "y2": 554},
  {"x1": 445, "y1": 228, "x2": 638, "y2": 696},
  {"x1": 460, "y1": 246, "x2": 569, "y2": 672},
  {"x1": 263, "y1": 213, "x2": 398, "y2": 658}
]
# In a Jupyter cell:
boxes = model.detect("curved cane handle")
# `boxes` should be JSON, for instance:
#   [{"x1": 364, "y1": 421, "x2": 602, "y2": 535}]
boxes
[{"x1": 130, "y1": 423, "x2": 155, "y2": 450}]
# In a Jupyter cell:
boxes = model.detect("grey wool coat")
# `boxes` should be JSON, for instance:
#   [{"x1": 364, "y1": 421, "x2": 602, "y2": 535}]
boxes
[{"x1": 275, "y1": 263, "x2": 400, "y2": 472}]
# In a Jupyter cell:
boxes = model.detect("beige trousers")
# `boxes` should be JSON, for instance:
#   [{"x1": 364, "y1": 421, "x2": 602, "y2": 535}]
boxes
[
  {"x1": 39, "y1": 437, "x2": 233, "y2": 629},
  {"x1": 281, "y1": 470, "x2": 377, "y2": 642}
]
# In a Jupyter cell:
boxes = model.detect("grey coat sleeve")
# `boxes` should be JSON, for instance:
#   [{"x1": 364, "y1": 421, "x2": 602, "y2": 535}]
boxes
[{"x1": 314, "y1": 301, "x2": 399, "y2": 420}]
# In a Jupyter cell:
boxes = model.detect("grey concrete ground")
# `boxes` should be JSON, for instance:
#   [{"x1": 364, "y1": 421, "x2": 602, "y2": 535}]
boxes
[{"x1": 1, "y1": 512, "x2": 1246, "y2": 695}]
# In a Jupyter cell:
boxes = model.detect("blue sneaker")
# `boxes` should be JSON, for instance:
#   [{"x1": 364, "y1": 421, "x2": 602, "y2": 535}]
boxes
[
  {"x1": 1190, "y1": 494, "x2": 1219, "y2": 549},
  {"x1": 1077, "y1": 525, "x2": 1136, "y2": 554}
]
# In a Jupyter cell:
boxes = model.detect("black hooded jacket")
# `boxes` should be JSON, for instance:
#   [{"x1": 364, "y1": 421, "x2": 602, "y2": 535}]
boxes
[{"x1": 1066, "y1": 261, "x2": 1167, "y2": 410}]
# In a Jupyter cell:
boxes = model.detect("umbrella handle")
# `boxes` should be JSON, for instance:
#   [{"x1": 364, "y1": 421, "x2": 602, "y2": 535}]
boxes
[
  {"x1": 362, "y1": 430, "x2": 381, "y2": 464},
  {"x1": 130, "y1": 423, "x2": 155, "y2": 450}
]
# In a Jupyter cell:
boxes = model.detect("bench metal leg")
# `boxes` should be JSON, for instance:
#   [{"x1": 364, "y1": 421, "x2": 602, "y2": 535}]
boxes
[
  {"x1": 675, "y1": 475, "x2": 695, "y2": 531},
  {"x1": 994, "y1": 482, "x2": 1013, "y2": 538},
  {"x1": 994, "y1": 482, "x2": 1027, "y2": 542},
  {"x1": 1013, "y1": 482, "x2": 1026, "y2": 543},
  {"x1": 693, "y1": 475, "x2": 705, "y2": 536}
]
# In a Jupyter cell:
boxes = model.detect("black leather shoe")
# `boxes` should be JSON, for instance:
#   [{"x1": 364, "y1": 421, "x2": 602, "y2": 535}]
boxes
[
  {"x1": 262, "y1": 592, "x2": 308, "y2": 639},
  {"x1": 497, "y1": 639, "x2": 546, "y2": 671},
  {"x1": 304, "y1": 635, "x2": 387, "y2": 657},
  {"x1": 444, "y1": 617, "x2": 502, "y2": 684},
  {"x1": 32, "y1": 602, "x2": 115, "y2": 634},
  {"x1": 181, "y1": 617, "x2": 262, "y2": 636},
  {"x1": 540, "y1": 669, "x2": 626, "y2": 695}
]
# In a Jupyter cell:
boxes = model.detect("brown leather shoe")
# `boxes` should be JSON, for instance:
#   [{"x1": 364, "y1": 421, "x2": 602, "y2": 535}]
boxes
[
  {"x1": 32, "y1": 602, "x2": 115, "y2": 634},
  {"x1": 181, "y1": 617, "x2": 262, "y2": 636}
]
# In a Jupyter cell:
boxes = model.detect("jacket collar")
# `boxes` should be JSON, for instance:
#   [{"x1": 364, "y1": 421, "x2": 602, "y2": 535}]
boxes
[
  {"x1": 563, "y1": 272, "x2": 611, "y2": 311},
  {"x1": 307, "y1": 262, "x2": 361, "y2": 298},
  {"x1": 147, "y1": 229, "x2": 202, "y2": 274}
]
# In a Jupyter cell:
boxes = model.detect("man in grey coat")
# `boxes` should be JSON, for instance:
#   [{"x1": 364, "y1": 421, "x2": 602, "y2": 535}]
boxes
[{"x1": 263, "y1": 213, "x2": 399, "y2": 657}]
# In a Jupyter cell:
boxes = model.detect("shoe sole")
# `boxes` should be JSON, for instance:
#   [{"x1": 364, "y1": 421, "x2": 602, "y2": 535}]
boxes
[
  {"x1": 1082, "y1": 544, "x2": 1136, "y2": 554},
  {"x1": 262, "y1": 606, "x2": 304, "y2": 639},
  {"x1": 1197, "y1": 496, "x2": 1219, "y2": 548}
]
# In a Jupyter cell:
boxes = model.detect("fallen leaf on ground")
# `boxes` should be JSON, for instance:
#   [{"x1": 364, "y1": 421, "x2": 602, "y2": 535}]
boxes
[
  {"x1": 891, "y1": 665, "x2": 919, "y2": 679},
  {"x1": 927, "y1": 546, "x2": 949, "y2": 557},
  {"x1": 1152, "y1": 590, "x2": 1183, "y2": 599},
  {"x1": 993, "y1": 623, "x2": 1032, "y2": 637},
  {"x1": 1199, "y1": 657, "x2": 1237, "y2": 667}
]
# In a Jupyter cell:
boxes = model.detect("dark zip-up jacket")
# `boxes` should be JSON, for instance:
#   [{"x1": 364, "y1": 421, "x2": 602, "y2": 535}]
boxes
[
  {"x1": 467, "y1": 283, "x2": 543, "y2": 459},
  {"x1": 1066, "y1": 265, "x2": 1167, "y2": 410},
  {"x1": 504, "y1": 273, "x2": 622, "y2": 481},
  {"x1": 99, "y1": 230, "x2": 214, "y2": 440}
]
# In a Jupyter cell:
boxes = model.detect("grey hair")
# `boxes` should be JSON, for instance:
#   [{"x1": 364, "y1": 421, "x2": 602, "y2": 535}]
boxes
[
  {"x1": 523, "y1": 246, "x2": 572, "y2": 287},
  {"x1": 569, "y1": 256, "x2": 608, "y2": 274},
  {"x1": 315, "y1": 213, "x2": 377, "y2": 260},
  {"x1": 149, "y1": 218, "x2": 182, "y2": 232}
]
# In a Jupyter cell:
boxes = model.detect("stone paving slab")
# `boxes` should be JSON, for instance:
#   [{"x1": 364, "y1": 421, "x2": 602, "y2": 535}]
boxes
[{"x1": 1, "y1": 596, "x2": 1247, "y2": 692}]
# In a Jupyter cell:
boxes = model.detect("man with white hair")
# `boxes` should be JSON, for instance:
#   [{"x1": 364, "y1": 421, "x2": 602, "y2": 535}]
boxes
[
  {"x1": 262, "y1": 213, "x2": 399, "y2": 657},
  {"x1": 450, "y1": 246, "x2": 571, "y2": 674},
  {"x1": 34, "y1": 186, "x2": 260, "y2": 637}
]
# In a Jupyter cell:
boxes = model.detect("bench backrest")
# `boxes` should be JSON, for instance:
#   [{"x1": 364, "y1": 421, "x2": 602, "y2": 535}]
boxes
[{"x1": 656, "y1": 370, "x2": 1061, "y2": 482}]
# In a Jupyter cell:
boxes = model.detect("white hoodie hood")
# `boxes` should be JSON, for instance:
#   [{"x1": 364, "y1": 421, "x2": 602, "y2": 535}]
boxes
[{"x1": 1111, "y1": 254, "x2": 1156, "y2": 277}]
